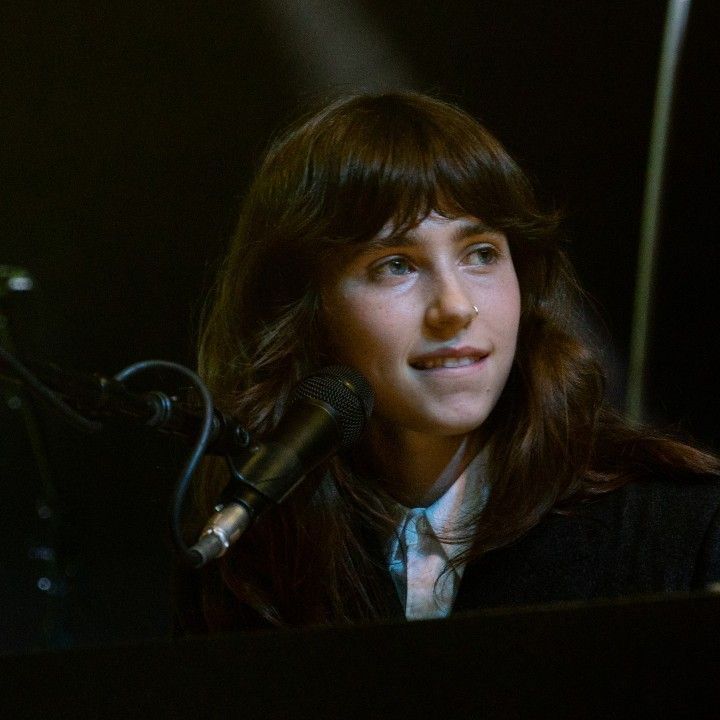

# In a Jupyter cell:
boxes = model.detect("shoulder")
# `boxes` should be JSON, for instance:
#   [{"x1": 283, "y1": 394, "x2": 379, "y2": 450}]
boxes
[
  {"x1": 581, "y1": 473, "x2": 720, "y2": 531},
  {"x1": 561, "y1": 473, "x2": 720, "y2": 593},
  {"x1": 577, "y1": 473, "x2": 720, "y2": 559},
  {"x1": 455, "y1": 474, "x2": 720, "y2": 612}
]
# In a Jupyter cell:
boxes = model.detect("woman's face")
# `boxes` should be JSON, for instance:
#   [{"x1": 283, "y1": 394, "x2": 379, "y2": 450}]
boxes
[{"x1": 322, "y1": 212, "x2": 521, "y2": 439}]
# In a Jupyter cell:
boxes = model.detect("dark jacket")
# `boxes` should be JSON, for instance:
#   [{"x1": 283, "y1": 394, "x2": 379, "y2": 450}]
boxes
[
  {"x1": 177, "y1": 475, "x2": 720, "y2": 630},
  {"x1": 452, "y1": 476, "x2": 720, "y2": 613}
]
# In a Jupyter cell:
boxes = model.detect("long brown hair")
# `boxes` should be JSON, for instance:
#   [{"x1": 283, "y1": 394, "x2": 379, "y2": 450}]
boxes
[{"x1": 191, "y1": 92, "x2": 718, "y2": 630}]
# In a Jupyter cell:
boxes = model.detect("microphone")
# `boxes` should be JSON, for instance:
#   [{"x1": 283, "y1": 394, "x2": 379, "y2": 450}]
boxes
[
  {"x1": 7, "y1": 356, "x2": 253, "y2": 455},
  {"x1": 189, "y1": 366, "x2": 373, "y2": 568}
]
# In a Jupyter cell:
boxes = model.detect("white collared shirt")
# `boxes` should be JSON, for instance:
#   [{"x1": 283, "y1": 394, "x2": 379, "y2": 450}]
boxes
[{"x1": 387, "y1": 452, "x2": 489, "y2": 620}]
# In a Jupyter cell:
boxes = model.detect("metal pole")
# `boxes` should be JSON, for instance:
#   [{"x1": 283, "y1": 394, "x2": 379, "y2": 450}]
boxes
[{"x1": 626, "y1": 0, "x2": 692, "y2": 423}]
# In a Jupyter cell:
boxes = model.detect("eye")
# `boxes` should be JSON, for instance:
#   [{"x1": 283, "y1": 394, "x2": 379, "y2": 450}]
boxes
[
  {"x1": 371, "y1": 256, "x2": 415, "y2": 279},
  {"x1": 463, "y1": 244, "x2": 499, "y2": 267}
]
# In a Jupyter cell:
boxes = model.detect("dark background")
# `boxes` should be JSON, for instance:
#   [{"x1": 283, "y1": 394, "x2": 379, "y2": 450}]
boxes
[{"x1": 1, "y1": 0, "x2": 718, "y2": 653}]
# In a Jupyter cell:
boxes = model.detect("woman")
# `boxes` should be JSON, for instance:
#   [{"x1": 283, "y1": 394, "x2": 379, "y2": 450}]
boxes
[{"x1": 180, "y1": 92, "x2": 720, "y2": 631}]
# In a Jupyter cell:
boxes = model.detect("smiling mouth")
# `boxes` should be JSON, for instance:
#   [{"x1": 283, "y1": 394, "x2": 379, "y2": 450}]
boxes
[{"x1": 410, "y1": 355, "x2": 485, "y2": 370}]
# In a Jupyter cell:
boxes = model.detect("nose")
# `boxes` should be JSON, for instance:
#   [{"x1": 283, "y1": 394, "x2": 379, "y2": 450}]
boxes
[{"x1": 424, "y1": 270, "x2": 477, "y2": 339}]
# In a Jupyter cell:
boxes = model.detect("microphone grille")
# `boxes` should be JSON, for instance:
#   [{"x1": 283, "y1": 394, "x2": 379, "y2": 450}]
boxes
[{"x1": 289, "y1": 366, "x2": 374, "y2": 447}]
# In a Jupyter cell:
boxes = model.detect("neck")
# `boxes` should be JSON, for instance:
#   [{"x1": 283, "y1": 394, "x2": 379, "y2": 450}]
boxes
[{"x1": 365, "y1": 422, "x2": 483, "y2": 507}]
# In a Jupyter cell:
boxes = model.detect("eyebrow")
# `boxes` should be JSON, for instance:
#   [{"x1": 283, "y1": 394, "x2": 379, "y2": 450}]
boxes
[{"x1": 365, "y1": 219, "x2": 497, "y2": 251}]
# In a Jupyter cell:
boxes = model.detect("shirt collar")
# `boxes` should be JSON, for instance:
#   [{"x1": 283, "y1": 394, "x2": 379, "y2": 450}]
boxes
[{"x1": 391, "y1": 448, "x2": 489, "y2": 561}]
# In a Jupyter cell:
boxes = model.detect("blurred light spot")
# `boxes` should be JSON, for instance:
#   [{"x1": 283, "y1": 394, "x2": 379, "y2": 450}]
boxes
[
  {"x1": 8, "y1": 275, "x2": 34, "y2": 291},
  {"x1": 29, "y1": 545, "x2": 56, "y2": 562},
  {"x1": 259, "y1": 0, "x2": 416, "y2": 92},
  {"x1": 37, "y1": 577, "x2": 53, "y2": 592}
]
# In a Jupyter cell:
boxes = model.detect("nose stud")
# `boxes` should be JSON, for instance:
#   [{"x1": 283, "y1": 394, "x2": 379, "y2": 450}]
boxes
[{"x1": 472, "y1": 305, "x2": 479, "y2": 316}]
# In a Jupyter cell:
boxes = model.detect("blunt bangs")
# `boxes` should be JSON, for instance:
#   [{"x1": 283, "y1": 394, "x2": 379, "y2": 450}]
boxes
[{"x1": 269, "y1": 93, "x2": 555, "y2": 250}]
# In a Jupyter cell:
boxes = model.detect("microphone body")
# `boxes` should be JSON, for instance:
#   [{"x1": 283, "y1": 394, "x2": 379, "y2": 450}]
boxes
[{"x1": 189, "y1": 366, "x2": 373, "y2": 568}]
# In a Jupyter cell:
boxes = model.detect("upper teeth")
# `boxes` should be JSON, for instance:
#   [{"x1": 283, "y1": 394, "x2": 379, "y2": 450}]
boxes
[{"x1": 413, "y1": 356, "x2": 478, "y2": 369}]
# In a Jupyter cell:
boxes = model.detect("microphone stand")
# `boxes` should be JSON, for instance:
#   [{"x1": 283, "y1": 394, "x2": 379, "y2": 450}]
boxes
[
  {"x1": 1, "y1": 265, "x2": 64, "y2": 644},
  {"x1": 0, "y1": 342, "x2": 250, "y2": 568},
  {"x1": 626, "y1": 0, "x2": 693, "y2": 422},
  {"x1": 0, "y1": 268, "x2": 54, "y2": 492}
]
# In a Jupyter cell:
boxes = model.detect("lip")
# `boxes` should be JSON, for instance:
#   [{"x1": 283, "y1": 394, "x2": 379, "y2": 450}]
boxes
[{"x1": 409, "y1": 346, "x2": 489, "y2": 371}]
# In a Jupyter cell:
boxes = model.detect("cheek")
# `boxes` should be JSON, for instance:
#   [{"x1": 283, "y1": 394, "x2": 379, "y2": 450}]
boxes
[
  {"x1": 477, "y1": 278, "x2": 521, "y2": 372},
  {"x1": 324, "y1": 295, "x2": 393, "y2": 368},
  {"x1": 495, "y1": 273, "x2": 522, "y2": 342},
  {"x1": 506, "y1": 291, "x2": 522, "y2": 344}
]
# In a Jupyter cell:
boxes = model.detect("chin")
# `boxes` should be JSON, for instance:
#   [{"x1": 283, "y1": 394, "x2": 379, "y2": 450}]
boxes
[
  {"x1": 438, "y1": 421, "x2": 488, "y2": 437},
  {"x1": 406, "y1": 413, "x2": 491, "y2": 437},
  {"x1": 429, "y1": 404, "x2": 495, "y2": 434}
]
